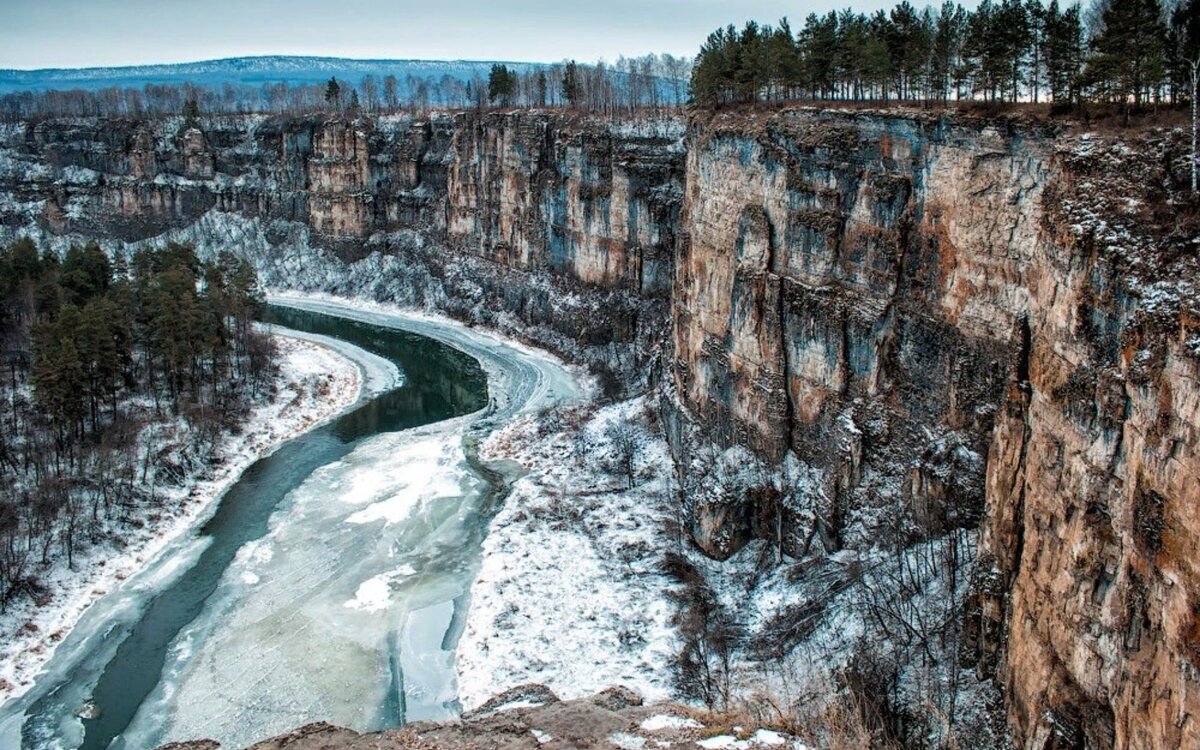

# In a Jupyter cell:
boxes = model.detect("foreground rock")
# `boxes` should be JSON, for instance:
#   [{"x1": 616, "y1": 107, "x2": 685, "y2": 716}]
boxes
[{"x1": 158, "y1": 686, "x2": 805, "y2": 750}]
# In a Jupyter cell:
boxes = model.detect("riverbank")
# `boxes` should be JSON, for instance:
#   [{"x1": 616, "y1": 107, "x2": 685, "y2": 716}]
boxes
[
  {"x1": 90, "y1": 296, "x2": 585, "y2": 748},
  {"x1": 266, "y1": 294, "x2": 683, "y2": 713},
  {"x1": 456, "y1": 396, "x2": 680, "y2": 710},
  {"x1": 0, "y1": 334, "x2": 363, "y2": 704}
]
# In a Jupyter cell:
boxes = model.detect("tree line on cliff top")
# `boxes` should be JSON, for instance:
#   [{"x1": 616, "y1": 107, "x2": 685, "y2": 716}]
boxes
[
  {"x1": 0, "y1": 238, "x2": 275, "y2": 609},
  {"x1": 691, "y1": 0, "x2": 1199, "y2": 112},
  {"x1": 4, "y1": 0, "x2": 1196, "y2": 120}
]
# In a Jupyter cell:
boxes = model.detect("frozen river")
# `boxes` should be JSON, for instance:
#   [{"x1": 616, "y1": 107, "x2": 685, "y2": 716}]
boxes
[{"x1": 0, "y1": 297, "x2": 584, "y2": 749}]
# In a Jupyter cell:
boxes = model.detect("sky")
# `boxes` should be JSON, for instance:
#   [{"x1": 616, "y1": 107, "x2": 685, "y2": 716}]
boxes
[{"x1": 1, "y1": 0, "x2": 980, "y2": 70}]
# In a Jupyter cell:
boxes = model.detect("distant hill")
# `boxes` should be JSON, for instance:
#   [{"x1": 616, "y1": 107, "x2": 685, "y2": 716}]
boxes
[{"x1": 0, "y1": 56, "x2": 549, "y2": 94}]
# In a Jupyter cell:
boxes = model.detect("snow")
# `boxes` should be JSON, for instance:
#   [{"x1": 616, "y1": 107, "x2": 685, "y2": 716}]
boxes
[
  {"x1": 609, "y1": 732, "x2": 649, "y2": 749},
  {"x1": 344, "y1": 574, "x2": 394, "y2": 613},
  {"x1": 696, "y1": 731, "x2": 803, "y2": 749},
  {"x1": 341, "y1": 433, "x2": 469, "y2": 526},
  {"x1": 455, "y1": 397, "x2": 680, "y2": 710},
  {"x1": 0, "y1": 333, "x2": 363, "y2": 705},
  {"x1": 641, "y1": 714, "x2": 703, "y2": 731},
  {"x1": 749, "y1": 729, "x2": 787, "y2": 746}
]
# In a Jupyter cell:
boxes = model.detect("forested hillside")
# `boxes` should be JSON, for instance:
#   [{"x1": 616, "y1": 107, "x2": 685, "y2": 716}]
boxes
[{"x1": 0, "y1": 240, "x2": 274, "y2": 609}]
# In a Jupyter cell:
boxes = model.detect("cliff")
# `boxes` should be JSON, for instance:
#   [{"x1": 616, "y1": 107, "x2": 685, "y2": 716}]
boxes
[
  {"x1": 669, "y1": 110, "x2": 1199, "y2": 750},
  {"x1": 0, "y1": 113, "x2": 685, "y2": 393},
  {"x1": 1, "y1": 108, "x2": 1196, "y2": 750}
]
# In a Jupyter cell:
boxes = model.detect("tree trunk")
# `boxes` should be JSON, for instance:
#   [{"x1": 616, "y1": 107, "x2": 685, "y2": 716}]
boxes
[{"x1": 1192, "y1": 59, "x2": 1198, "y2": 195}]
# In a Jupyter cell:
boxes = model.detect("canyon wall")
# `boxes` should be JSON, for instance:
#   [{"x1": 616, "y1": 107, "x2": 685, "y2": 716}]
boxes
[
  {"x1": 1, "y1": 109, "x2": 1196, "y2": 750},
  {"x1": 0, "y1": 113, "x2": 685, "y2": 390},
  {"x1": 671, "y1": 111, "x2": 1198, "y2": 749}
]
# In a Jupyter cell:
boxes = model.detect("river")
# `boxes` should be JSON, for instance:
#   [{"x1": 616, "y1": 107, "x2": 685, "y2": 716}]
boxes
[{"x1": 0, "y1": 297, "x2": 584, "y2": 750}]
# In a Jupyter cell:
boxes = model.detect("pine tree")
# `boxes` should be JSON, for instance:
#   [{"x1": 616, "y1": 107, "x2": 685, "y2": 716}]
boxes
[
  {"x1": 182, "y1": 97, "x2": 200, "y2": 125},
  {"x1": 767, "y1": 19, "x2": 801, "y2": 100},
  {"x1": 1171, "y1": 0, "x2": 1200, "y2": 191},
  {"x1": 837, "y1": 11, "x2": 869, "y2": 99},
  {"x1": 887, "y1": 1, "x2": 928, "y2": 100},
  {"x1": 866, "y1": 11, "x2": 897, "y2": 100},
  {"x1": 1088, "y1": 0, "x2": 1168, "y2": 110},
  {"x1": 735, "y1": 21, "x2": 768, "y2": 102},
  {"x1": 1026, "y1": 0, "x2": 1046, "y2": 102},
  {"x1": 488, "y1": 64, "x2": 517, "y2": 105},
  {"x1": 324, "y1": 78, "x2": 342, "y2": 109},
  {"x1": 60, "y1": 243, "x2": 110, "y2": 306},
  {"x1": 803, "y1": 13, "x2": 840, "y2": 99},
  {"x1": 933, "y1": 3, "x2": 968, "y2": 101},
  {"x1": 562, "y1": 61, "x2": 580, "y2": 107},
  {"x1": 691, "y1": 27, "x2": 736, "y2": 105}
]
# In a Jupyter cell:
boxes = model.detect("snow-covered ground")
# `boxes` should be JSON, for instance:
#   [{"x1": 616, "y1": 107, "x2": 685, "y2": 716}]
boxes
[
  {"x1": 0, "y1": 334, "x2": 363, "y2": 704},
  {"x1": 456, "y1": 396, "x2": 681, "y2": 709}
]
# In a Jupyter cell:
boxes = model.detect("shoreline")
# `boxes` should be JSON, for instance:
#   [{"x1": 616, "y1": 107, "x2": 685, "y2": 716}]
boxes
[
  {"x1": 0, "y1": 333, "x2": 364, "y2": 706},
  {"x1": 263, "y1": 294, "x2": 679, "y2": 712}
]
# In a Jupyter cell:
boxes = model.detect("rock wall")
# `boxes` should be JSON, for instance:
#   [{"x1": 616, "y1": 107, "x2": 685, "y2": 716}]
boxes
[
  {"x1": 0, "y1": 113, "x2": 686, "y2": 389},
  {"x1": 1, "y1": 109, "x2": 1197, "y2": 750},
  {"x1": 669, "y1": 110, "x2": 1198, "y2": 750},
  {"x1": 670, "y1": 111, "x2": 1041, "y2": 561},
  {"x1": 975, "y1": 133, "x2": 1200, "y2": 750}
]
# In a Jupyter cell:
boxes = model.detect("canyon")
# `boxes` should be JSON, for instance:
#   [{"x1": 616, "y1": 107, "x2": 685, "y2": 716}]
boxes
[{"x1": 0, "y1": 107, "x2": 1196, "y2": 750}]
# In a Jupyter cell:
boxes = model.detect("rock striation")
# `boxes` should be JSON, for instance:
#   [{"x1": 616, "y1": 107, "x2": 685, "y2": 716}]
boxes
[{"x1": 1, "y1": 108, "x2": 1196, "y2": 750}]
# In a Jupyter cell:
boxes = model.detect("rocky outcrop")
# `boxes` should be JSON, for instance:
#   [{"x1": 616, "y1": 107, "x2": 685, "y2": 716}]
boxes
[
  {"x1": 669, "y1": 112, "x2": 1039, "y2": 560},
  {"x1": 975, "y1": 133, "x2": 1200, "y2": 750},
  {"x1": 154, "y1": 685, "x2": 802, "y2": 750},
  {"x1": 1, "y1": 109, "x2": 1197, "y2": 750}
]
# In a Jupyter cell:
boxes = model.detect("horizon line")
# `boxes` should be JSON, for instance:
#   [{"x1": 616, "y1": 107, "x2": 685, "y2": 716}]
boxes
[{"x1": 0, "y1": 52, "x2": 677, "y2": 75}]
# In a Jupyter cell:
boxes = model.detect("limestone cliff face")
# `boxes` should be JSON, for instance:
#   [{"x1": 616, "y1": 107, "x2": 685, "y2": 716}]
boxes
[
  {"x1": 0, "y1": 109, "x2": 1197, "y2": 750},
  {"x1": 976, "y1": 134, "x2": 1200, "y2": 750},
  {"x1": 670, "y1": 110, "x2": 1198, "y2": 750},
  {"x1": 670, "y1": 111, "x2": 1040, "y2": 560},
  {"x1": 674, "y1": 113, "x2": 1044, "y2": 451},
  {"x1": 1, "y1": 113, "x2": 682, "y2": 274},
  {"x1": 0, "y1": 113, "x2": 685, "y2": 388}
]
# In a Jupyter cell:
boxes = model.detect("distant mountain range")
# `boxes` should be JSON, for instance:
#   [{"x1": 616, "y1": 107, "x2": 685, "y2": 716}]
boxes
[{"x1": 0, "y1": 56, "x2": 549, "y2": 94}]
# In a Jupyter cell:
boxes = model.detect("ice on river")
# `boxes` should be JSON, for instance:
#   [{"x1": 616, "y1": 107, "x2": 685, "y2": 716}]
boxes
[
  {"x1": 0, "y1": 296, "x2": 587, "y2": 750},
  {"x1": 121, "y1": 420, "x2": 489, "y2": 749}
]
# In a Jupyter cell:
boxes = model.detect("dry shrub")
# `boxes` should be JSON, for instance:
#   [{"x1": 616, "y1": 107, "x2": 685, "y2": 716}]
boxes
[
  {"x1": 690, "y1": 678, "x2": 897, "y2": 750},
  {"x1": 808, "y1": 690, "x2": 900, "y2": 750}
]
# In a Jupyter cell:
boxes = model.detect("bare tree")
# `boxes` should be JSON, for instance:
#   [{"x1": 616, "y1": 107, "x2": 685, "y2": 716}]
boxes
[
  {"x1": 605, "y1": 420, "x2": 638, "y2": 489},
  {"x1": 383, "y1": 75, "x2": 399, "y2": 110},
  {"x1": 1190, "y1": 54, "x2": 1199, "y2": 193},
  {"x1": 360, "y1": 75, "x2": 379, "y2": 112}
]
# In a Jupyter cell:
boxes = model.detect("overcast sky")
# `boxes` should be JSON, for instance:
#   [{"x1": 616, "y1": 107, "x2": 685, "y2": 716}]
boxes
[{"x1": 1, "y1": 0, "x2": 983, "y2": 70}]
